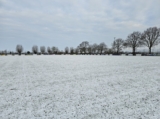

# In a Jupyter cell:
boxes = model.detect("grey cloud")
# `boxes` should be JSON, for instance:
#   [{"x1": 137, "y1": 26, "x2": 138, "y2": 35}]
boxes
[{"x1": 0, "y1": 0, "x2": 160, "y2": 51}]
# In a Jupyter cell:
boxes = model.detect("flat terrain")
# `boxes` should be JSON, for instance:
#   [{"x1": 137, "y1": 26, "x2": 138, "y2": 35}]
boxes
[{"x1": 0, "y1": 56, "x2": 160, "y2": 119}]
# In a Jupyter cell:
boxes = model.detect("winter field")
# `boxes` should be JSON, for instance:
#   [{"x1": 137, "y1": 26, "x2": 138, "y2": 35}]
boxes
[{"x1": 0, "y1": 56, "x2": 160, "y2": 119}]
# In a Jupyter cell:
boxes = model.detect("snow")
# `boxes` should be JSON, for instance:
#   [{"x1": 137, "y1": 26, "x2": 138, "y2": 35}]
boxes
[{"x1": 0, "y1": 55, "x2": 160, "y2": 119}]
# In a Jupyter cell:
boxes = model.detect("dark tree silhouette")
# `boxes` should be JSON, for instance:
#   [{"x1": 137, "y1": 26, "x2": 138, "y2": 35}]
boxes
[
  {"x1": 141, "y1": 27, "x2": 160, "y2": 54},
  {"x1": 79, "y1": 41, "x2": 89, "y2": 54},
  {"x1": 112, "y1": 38, "x2": 124, "y2": 54},
  {"x1": 16, "y1": 45, "x2": 23, "y2": 55},
  {"x1": 92, "y1": 43, "x2": 98, "y2": 54},
  {"x1": 70, "y1": 47, "x2": 74, "y2": 54},
  {"x1": 98, "y1": 42, "x2": 107, "y2": 55},
  {"x1": 78, "y1": 46, "x2": 83, "y2": 54},
  {"x1": 27, "y1": 51, "x2": 30, "y2": 54},
  {"x1": 52, "y1": 46, "x2": 59, "y2": 54},
  {"x1": 87, "y1": 45, "x2": 92, "y2": 54},
  {"x1": 32, "y1": 45, "x2": 38, "y2": 54},
  {"x1": 74, "y1": 47, "x2": 79, "y2": 54},
  {"x1": 124, "y1": 31, "x2": 143, "y2": 55},
  {"x1": 107, "y1": 48, "x2": 113, "y2": 55},
  {"x1": 47, "y1": 47, "x2": 52, "y2": 54},
  {"x1": 40, "y1": 46, "x2": 46, "y2": 54},
  {"x1": 65, "y1": 47, "x2": 69, "y2": 54},
  {"x1": 4, "y1": 50, "x2": 7, "y2": 55},
  {"x1": 55, "y1": 47, "x2": 59, "y2": 54},
  {"x1": 52, "y1": 46, "x2": 56, "y2": 54}
]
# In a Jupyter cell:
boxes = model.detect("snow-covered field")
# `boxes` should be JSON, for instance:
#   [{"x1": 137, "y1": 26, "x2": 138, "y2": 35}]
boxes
[{"x1": 0, "y1": 55, "x2": 160, "y2": 119}]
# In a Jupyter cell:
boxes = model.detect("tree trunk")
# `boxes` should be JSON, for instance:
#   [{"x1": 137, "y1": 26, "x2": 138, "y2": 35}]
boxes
[
  {"x1": 132, "y1": 47, "x2": 136, "y2": 56},
  {"x1": 18, "y1": 52, "x2": 21, "y2": 56},
  {"x1": 149, "y1": 47, "x2": 151, "y2": 54},
  {"x1": 117, "y1": 50, "x2": 119, "y2": 55}
]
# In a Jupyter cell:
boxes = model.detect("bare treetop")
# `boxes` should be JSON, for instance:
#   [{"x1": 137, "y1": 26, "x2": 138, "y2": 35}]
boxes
[
  {"x1": 124, "y1": 31, "x2": 143, "y2": 55},
  {"x1": 79, "y1": 41, "x2": 89, "y2": 54},
  {"x1": 112, "y1": 38, "x2": 124, "y2": 54},
  {"x1": 141, "y1": 27, "x2": 160, "y2": 54}
]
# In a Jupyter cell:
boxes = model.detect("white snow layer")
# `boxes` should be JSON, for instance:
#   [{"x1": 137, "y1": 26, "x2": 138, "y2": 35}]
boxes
[{"x1": 0, "y1": 55, "x2": 160, "y2": 119}]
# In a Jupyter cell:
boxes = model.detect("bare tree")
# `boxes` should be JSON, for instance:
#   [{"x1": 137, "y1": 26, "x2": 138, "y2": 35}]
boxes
[
  {"x1": 107, "y1": 48, "x2": 113, "y2": 55},
  {"x1": 74, "y1": 47, "x2": 79, "y2": 54},
  {"x1": 47, "y1": 47, "x2": 52, "y2": 54},
  {"x1": 16, "y1": 45, "x2": 23, "y2": 55},
  {"x1": 51, "y1": 46, "x2": 59, "y2": 54},
  {"x1": 52, "y1": 46, "x2": 56, "y2": 54},
  {"x1": 55, "y1": 47, "x2": 59, "y2": 54},
  {"x1": 4, "y1": 50, "x2": 7, "y2": 55},
  {"x1": 92, "y1": 43, "x2": 98, "y2": 54},
  {"x1": 40, "y1": 46, "x2": 46, "y2": 54},
  {"x1": 79, "y1": 46, "x2": 83, "y2": 54},
  {"x1": 79, "y1": 41, "x2": 89, "y2": 54},
  {"x1": 87, "y1": 45, "x2": 92, "y2": 54},
  {"x1": 32, "y1": 45, "x2": 38, "y2": 54},
  {"x1": 70, "y1": 47, "x2": 74, "y2": 54},
  {"x1": 1, "y1": 51, "x2": 4, "y2": 55},
  {"x1": 98, "y1": 42, "x2": 107, "y2": 54},
  {"x1": 141, "y1": 27, "x2": 160, "y2": 54},
  {"x1": 112, "y1": 38, "x2": 124, "y2": 54},
  {"x1": 60, "y1": 50, "x2": 64, "y2": 54},
  {"x1": 124, "y1": 31, "x2": 143, "y2": 55},
  {"x1": 65, "y1": 47, "x2": 69, "y2": 54}
]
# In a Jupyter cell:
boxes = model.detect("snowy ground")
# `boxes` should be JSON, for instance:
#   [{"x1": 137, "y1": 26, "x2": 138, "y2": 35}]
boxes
[{"x1": 0, "y1": 55, "x2": 160, "y2": 119}]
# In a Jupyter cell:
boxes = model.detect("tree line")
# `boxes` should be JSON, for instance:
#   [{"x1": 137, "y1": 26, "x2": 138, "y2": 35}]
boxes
[{"x1": 0, "y1": 26, "x2": 160, "y2": 56}]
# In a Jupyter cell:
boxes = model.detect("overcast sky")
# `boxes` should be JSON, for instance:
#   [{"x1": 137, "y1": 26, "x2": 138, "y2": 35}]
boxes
[{"x1": 0, "y1": 0, "x2": 160, "y2": 52}]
